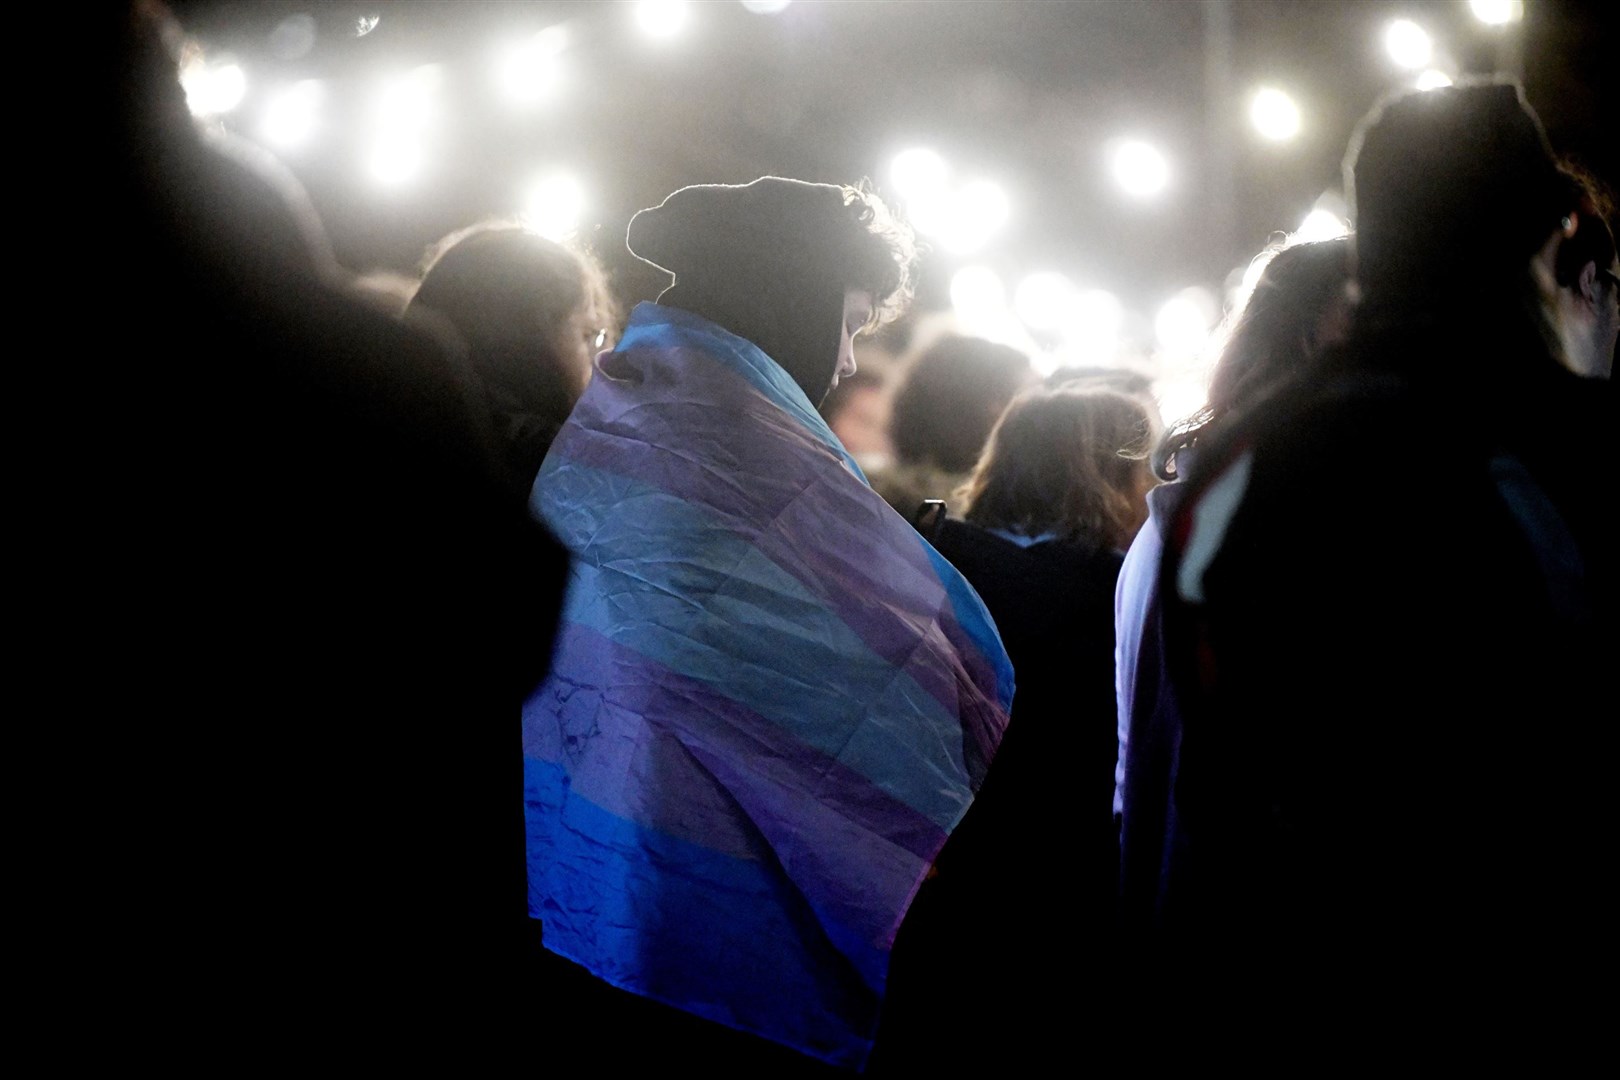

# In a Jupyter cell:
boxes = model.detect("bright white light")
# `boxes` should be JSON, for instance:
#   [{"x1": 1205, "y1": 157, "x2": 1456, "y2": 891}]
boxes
[
  {"x1": 890, "y1": 148, "x2": 948, "y2": 203},
  {"x1": 1111, "y1": 140, "x2": 1170, "y2": 199},
  {"x1": 1415, "y1": 69, "x2": 1453, "y2": 91},
  {"x1": 740, "y1": 0, "x2": 793, "y2": 12},
  {"x1": 1384, "y1": 19, "x2": 1433, "y2": 70},
  {"x1": 949, "y1": 266, "x2": 1031, "y2": 349},
  {"x1": 523, "y1": 172, "x2": 587, "y2": 240},
  {"x1": 1295, "y1": 207, "x2": 1351, "y2": 244},
  {"x1": 1014, "y1": 272, "x2": 1076, "y2": 333},
  {"x1": 950, "y1": 266, "x2": 1006, "y2": 322},
  {"x1": 1155, "y1": 287, "x2": 1218, "y2": 360},
  {"x1": 367, "y1": 67, "x2": 439, "y2": 186},
  {"x1": 1156, "y1": 375, "x2": 1210, "y2": 428},
  {"x1": 499, "y1": 26, "x2": 568, "y2": 104},
  {"x1": 937, "y1": 180, "x2": 1010, "y2": 255},
  {"x1": 376, "y1": 65, "x2": 442, "y2": 132},
  {"x1": 637, "y1": 0, "x2": 688, "y2": 38},
  {"x1": 1061, "y1": 289, "x2": 1125, "y2": 365},
  {"x1": 1250, "y1": 87, "x2": 1301, "y2": 142},
  {"x1": 1469, "y1": 0, "x2": 1522, "y2": 25},
  {"x1": 889, "y1": 148, "x2": 950, "y2": 236},
  {"x1": 368, "y1": 134, "x2": 424, "y2": 185},
  {"x1": 181, "y1": 60, "x2": 246, "y2": 117},
  {"x1": 260, "y1": 80, "x2": 322, "y2": 150}
]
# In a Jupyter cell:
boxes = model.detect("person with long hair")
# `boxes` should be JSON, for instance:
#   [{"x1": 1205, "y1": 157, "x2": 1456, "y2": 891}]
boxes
[
  {"x1": 1114, "y1": 236, "x2": 1351, "y2": 929},
  {"x1": 881, "y1": 386, "x2": 1154, "y2": 1069},
  {"x1": 1148, "y1": 82, "x2": 1613, "y2": 1051},
  {"x1": 407, "y1": 222, "x2": 620, "y2": 490}
]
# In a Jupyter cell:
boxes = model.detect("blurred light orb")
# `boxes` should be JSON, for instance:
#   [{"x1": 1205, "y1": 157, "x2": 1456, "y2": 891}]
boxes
[
  {"x1": 1111, "y1": 140, "x2": 1170, "y2": 199},
  {"x1": 1014, "y1": 272, "x2": 1076, "y2": 333},
  {"x1": 1295, "y1": 208, "x2": 1351, "y2": 244},
  {"x1": 375, "y1": 65, "x2": 441, "y2": 137},
  {"x1": 356, "y1": 15, "x2": 380, "y2": 38},
  {"x1": 740, "y1": 0, "x2": 793, "y2": 12},
  {"x1": 1384, "y1": 19, "x2": 1433, "y2": 70},
  {"x1": 890, "y1": 148, "x2": 948, "y2": 202},
  {"x1": 1062, "y1": 289, "x2": 1124, "y2": 363},
  {"x1": 524, "y1": 173, "x2": 587, "y2": 240},
  {"x1": 1415, "y1": 69, "x2": 1454, "y2": 91},
  {"x1": 269, "y1": 13, "x2": 317, "y2": 60},
  {"x1": 950, "y1": 266, "x2": 1007, "y2": 321},
  {"x1": 1469, "y1": 0, "x2": 1523, "y2": 25},
  {"x1": 890, "y1": 148, "x2": 950, "y2": 236},
  {"x1": 368, "y1": 135, "x2": 423, "y2": 185},
  {"x1": 1249, "y1": 87, "x2": 1301, "y2": 142},
  {"x1": 1156, "y1": 376, "x2": 1210, "y2": 429},
  {"x1": 181, "y1": 59, "x2": 246, "y2": 117},
  {"x1": 637, "y1": 0, "x2": 689, "y2": 38},
  {"x1": 1155, "y1": 287, "x2": 1218, "y2": 359},
  {"x1": 499, "y1": 26, "x2": 569, "y2": 103},
  {"x1": 261, "y1": 80, "x2": 322, "y2": 150},
  {"x1": 937, "y1": 180, "x2": 1010, "y2": 255}
]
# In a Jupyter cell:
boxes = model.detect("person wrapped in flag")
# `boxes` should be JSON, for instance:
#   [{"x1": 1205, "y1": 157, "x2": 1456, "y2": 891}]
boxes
[{"x1": 523, "y1": 177, "x2": 1014, "y2": 1069}]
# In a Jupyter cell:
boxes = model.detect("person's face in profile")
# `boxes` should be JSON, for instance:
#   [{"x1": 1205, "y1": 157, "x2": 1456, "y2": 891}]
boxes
[{"x1": 833, "y1": 288, "x2": 875, "y2": 393}]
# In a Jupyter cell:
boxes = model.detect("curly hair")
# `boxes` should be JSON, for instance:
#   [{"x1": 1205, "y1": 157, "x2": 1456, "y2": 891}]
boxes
[{"x1": 840, "y1": 181, "x2": 918, "y2": 330}]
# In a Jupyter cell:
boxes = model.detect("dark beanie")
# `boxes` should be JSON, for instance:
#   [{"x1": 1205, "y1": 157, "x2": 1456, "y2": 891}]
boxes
[
  {"x1": 1346, "y1": 80, "x2": 1570, "y2": 318},
  {"x1": 627, "y1": 177, "x2": 865, "y2": 406}
]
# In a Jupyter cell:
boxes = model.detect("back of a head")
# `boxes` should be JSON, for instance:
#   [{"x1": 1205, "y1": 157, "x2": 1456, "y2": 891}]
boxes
[
  {"x1": 626, "y1": 176, "x2": 915, "y2": 405},
  {"x1": 408, "y1": 224, "x2": 608, "y2": 482},
  {"x1": 1347, "y1": 80, "x2": 1568, "y2": 324},
  {"x1": 891, "y1": 335, "x2": 1036, "y2": 473},
  {"x1": 409, "y1": 224, "x2": 591, "y2": 382},
  {"x1": 1155, "y1": 237, "x2": 1352, "y2": 480},
  {"x1": 960, "y1": 387, "x2": 1156, "y2": 550}
]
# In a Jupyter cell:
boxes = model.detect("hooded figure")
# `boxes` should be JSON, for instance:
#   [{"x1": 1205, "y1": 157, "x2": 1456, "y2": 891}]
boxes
[
  {"x1": 523, "y1": 178, "x2": 1012, "y2": 1070},
  {"x1": 627, "y1": 176, "x2": 901, "y2": 405}
]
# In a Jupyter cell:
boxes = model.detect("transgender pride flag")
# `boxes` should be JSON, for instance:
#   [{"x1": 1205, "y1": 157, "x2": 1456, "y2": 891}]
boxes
[{"x1": 523, "y1": 303, "x2": 1013, "y2": 1069}]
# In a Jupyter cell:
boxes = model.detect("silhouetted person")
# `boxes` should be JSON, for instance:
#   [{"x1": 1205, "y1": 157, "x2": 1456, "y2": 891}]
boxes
[
  {"x1": 1152, "y1": 81, "x2": 1612, "y2": 1057},
  {"x1": 102, "y1": 3, "x2": 567, "y2": 1055}
]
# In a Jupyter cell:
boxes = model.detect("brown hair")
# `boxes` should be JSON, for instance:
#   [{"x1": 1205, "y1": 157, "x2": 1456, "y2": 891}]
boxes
[
  {"x1": 840, "y1": 181, "x2": 917, "y2": 330},
  {"x1": 958, "y1": 387, "x2": 1157, "y2": 550}
]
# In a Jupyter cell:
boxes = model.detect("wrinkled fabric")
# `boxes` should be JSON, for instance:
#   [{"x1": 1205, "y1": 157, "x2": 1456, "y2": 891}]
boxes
[{"x1": 524, "y1": 303, "x2": 1013, "y2": 1069}]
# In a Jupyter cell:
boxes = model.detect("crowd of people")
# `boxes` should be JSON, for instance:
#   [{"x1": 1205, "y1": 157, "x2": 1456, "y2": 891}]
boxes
[{"x1": 110, "y1": 1, "x2": 1613, "y2": 1070}]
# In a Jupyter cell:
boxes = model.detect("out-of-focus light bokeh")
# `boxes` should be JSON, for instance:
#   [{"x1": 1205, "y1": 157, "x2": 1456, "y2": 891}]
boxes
[
  {"x1": 498, "y1": 26, "x2": 569, "y2": 105},
  {"x1": 1061, "y1": 289, "x2": 1125, "y2": 367},
  {"x1": 1469, "y1": 0, "x2": 1524, "y2": 26},
  {"x1": 937, "y1": 180, "x2": 1011, "y2": 256},
  {"x1": 524, "y1": 172, "x2": 587, "y2": 240},
  {"x1": 1110, "y1": 140, "x2": 1170, "y2": 199},
  {"x1": 1250, "y1": 87, "x2": 1302, "y2": 142},
  {"x1": 260, "y1": 80, "x2": 323, "y2": 151},
  {"x1": 170, "y1": 0, "x2": 1614, "y2": 407},
  {"x1": 1295, "y1": 207, "x2": 1351, "y2": 243},
  {"x1": 1384, "y1": 19, "x2": 1433, "y2": 70},
  {"x1": 182, "y1": 58, "x2": 247, "y2": 117},
  {"x1": 367, "y1": 66, "x2": 442, "y2": 186},
  {"x1": 1014, "y1": 271, "x2": 1075, "y2": 333},
  {"x1": 368, "y1": 136, "x2": 424, "y2": 186},
  {"x1": 1154, "y1": 286, "x2": 1218, "y2": 361},
  {"x1": 637, "y1": 0, "x2": 689, "y2": 39}
]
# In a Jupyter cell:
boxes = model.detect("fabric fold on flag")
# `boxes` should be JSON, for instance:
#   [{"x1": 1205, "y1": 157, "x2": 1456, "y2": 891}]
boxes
[{"x1": 524, "y1": 302, "x2": 1012, "y2": 1069}]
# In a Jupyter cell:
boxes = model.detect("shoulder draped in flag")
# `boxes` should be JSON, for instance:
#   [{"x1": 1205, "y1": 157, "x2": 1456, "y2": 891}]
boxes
[{"x1": 524, "y1": 303, "x2": 1012, "y2": 1069}]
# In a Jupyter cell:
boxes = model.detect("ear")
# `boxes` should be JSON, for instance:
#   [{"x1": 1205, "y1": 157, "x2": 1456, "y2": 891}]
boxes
[{"x1": 1577, "y1": 260, "x2": 1600, "y2": 306}]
